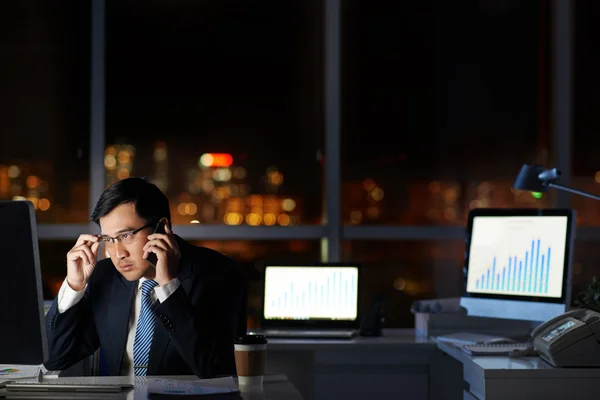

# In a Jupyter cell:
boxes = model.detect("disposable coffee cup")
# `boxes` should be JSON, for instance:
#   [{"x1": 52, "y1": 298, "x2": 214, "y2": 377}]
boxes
[{"x1": 234, "y1": 334, "x2": 268, "y2": 386}]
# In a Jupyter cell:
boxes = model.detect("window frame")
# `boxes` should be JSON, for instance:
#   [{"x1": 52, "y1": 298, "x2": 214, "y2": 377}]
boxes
[{"x1": 38, "y1": 0, "x2": 593, "y2": 261}]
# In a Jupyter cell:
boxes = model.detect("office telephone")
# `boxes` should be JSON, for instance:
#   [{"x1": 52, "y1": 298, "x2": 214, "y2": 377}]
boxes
[
  {"x1": 458, "y1": 309, "x2": 600, "y2": 366},
  {"x1": 531, "y1": 308, "x2": 600, "y2": 367}
]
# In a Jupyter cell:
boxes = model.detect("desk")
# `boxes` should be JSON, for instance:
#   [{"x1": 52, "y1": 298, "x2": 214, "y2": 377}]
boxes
[
  {"x1": 265, "y1": 330, "x2": 443, "y2": 400},
  {"x1": 436, "y1": 340, "x2": 600, "y2": 400},
  {"x1": 0, "y1": 374, "x2": 301, "y2": 400}
]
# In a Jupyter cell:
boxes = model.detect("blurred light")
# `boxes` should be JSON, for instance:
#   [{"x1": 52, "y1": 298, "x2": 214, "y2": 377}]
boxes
[
  {"x1": 39, "y1": 198, "x2": 50, "y2": 211},
  {"x1": 444, "y1": 207, "x2": 457, "y2": 221},
  {"x1": 246, "y1": 213, "x2": 261, "y2": 226},
  {"x1": 268, "y1": 171, "x2": 283, "y2": 186},
  {"x1": 26, "y1": 175, "x2": 40, "y2": 189},
  {"x1": 117, "y1": 168, "x2": 130, "y2": 180},
  {"x1": 266, "y1": 165, "x2": 278, "y2": 174},
  {"x1": 281, "y1": 198, "x2": 296, "y2": 212},
  {"x1": 362, "y1": 179, "x2": 376, "y2": 192},
  {"x1": 201, "y1": 180, "x2": 214, "y2": 193},
  {"x1": 213, "y1": 168, "x2": 232, "y2": 182},
  {"x1": 531, "y1": 192, "x2": 543, "y2": 199},
  {"x1": 105, "y1": 146, "x2": 117, "y2": 156},
  {"x1": 104, "y1": 154, "x2": 117, "y2": 169},
  {"x1": 393, "y1": 278, "x2": 406, "y2": 291},
  {"x1": 12, "y1": 196, "x2": 26, "y2": 201},
  {"x1": 443, "y1": 188, "x2": 458, "y2": 203},
  {"x1": 250, "y1": 206, "x2": 262, "y2": 214},
  {"x1": 277, "y1": 214, "x2": 290, "y2": 226},
  {"x1": 177, "y1": 203, "x2": 187, "y2": 215},
  {"x1": 595, "y1": 171, "x2": 600, "y2": 183},
  {"x1": 478, "y1": 181, "x2": 493, "y2": 195},
  {"x1": 224, "y1": 212, "x2": 243, "y2": 225},
  {"x1": 263, "y1": 213, "x2": 276, "y2": 226},
  {"x1": 371, "y1": 188, "x2": 384, "y2": 201},
  {"x1": 190, "y1": 220, "x2": 200, "y2": 224},
  {"x1": 117, "y1": 151, "x2": 131, "y2": 164},
  {"x1": 350, "y1": 210, "x2": 362, "y2": 224},
  {"x1": 184, "y1": 203, "x2": 197, "y2": 215},
  {"x1": 366, "y1": 206, "x2": 379, "y2": 219},
  {"x1": 27, "y1": 197, "x2": 39, "y2": 209},
  {"x1": 428, "y1": 181, "x2": 441, "y2": 193},
  {"x1": 154, "y1": 148, "x2": 167, "y2": 161},
  {"x1": 248, "y1": 195, "x2": 263, "y2": 207},
  {"x1": 200, "y1": 153, "x2": 233, "y2": 168},
  {"x1": 7, "y1": 165, "x2": 20, "y2": 178}
]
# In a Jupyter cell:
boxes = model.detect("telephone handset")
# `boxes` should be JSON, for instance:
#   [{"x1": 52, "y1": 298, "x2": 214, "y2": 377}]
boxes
[
  {"x1": 145, "y1": 218, "x2": 167, "y2": 267},
  {"x1": 530, "y1": 308, "x2": 600, "y2": 367}
]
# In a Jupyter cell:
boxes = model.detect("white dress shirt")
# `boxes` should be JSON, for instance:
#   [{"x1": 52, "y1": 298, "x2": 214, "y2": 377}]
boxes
[{"x1": 57, "y1": 276, "x2": 180, "y2": 376}]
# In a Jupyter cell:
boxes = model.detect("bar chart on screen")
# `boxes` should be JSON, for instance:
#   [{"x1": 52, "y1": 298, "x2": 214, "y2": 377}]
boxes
[
  {"x1": 263, "y1": 267, "x2": 358, "y2": 320},
  {"x1": 466, "y1": 216, "x2": 568, "y2": 298}
]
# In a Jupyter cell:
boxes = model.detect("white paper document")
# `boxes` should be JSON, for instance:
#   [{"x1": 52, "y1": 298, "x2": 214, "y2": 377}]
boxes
[
  {"x1": 146, "y1": 377, "x2": 240, "y2": 396},
  {"x1": 0, "y1": 365, "x2": 41, "y2": 381}
]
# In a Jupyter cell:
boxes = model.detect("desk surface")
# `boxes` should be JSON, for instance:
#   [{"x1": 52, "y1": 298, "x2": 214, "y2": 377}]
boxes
[
  {"x1": 436, "y1": 339, "x2": 600, "y2": 379},
  {"x1": 1, "y1": 374, "x2": 301, "y2": 400}
]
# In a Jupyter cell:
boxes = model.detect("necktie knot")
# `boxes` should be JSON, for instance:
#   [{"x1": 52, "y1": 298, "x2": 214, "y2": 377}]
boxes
[{"x1": 141, "y1": 280, "x2": 158, "y2": 297}]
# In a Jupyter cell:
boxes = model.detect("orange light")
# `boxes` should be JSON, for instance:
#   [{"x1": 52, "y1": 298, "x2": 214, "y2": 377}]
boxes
[{"x1": 199, "y1": 153, "x2": 233, "y2": 168}]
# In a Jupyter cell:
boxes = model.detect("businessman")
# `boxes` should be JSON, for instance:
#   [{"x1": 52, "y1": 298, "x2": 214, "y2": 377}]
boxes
[{"x1": 44, "y1": 177, "x2": 247, "y2": 377}]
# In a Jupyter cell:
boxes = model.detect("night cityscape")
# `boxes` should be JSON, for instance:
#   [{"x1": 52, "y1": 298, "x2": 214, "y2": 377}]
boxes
[{"x1": 2, "y1": 0, "x2": 600, "y2": 331}]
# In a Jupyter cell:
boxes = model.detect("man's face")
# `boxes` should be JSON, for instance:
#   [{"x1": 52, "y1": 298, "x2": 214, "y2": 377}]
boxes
[{"x1": 99, "y1": 202, "x2": 155, "y2": 281}]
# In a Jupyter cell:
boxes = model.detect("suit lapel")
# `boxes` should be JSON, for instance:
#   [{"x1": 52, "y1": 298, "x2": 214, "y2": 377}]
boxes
[
  {"x1": 109, "y1": 274, "x2": 136, "y2": 375},
  {"x1": 148, "y1": 237, "x2": 194, "y2": 375}
]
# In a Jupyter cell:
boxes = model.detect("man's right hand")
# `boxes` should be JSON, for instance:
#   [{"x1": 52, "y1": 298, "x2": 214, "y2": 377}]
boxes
[{"x1": 66, "y1": 234, "x2": 101, "y2": 292}]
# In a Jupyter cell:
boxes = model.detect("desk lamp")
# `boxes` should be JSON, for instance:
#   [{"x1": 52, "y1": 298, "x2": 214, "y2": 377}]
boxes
[{"x1": 513, "y1": 164, "x2": 600, "y2": 201}]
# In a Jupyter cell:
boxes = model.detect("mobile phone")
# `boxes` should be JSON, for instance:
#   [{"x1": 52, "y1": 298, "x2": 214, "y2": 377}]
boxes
[{"x1": 146, "y1": 219, "x2": 166, "y2": 267}]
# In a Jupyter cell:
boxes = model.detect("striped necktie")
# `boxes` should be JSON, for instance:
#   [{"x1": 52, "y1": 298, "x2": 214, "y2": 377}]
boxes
[{"x1": 133, "y1": 279, "x2": 158, "y2": 376}]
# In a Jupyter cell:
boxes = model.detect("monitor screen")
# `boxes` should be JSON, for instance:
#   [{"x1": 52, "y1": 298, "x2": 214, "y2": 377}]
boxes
[
  {"x1": 466, "y1": 215, "x2": 568, "y2": 299},
  {"x1": 263, "y1": 266, "x2": 359, "y2": 321},
  {"x1": 0, "y1": 201, "x2": 48, "y2": 364},
  {"x1": 461, "y1": 208, "x2": 575, "y2": 322}
]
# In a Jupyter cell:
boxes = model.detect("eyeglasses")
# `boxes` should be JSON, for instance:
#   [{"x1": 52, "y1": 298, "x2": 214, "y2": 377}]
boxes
[{"x1": 99, "y1": 223, "x2": 152, "y2": 248}]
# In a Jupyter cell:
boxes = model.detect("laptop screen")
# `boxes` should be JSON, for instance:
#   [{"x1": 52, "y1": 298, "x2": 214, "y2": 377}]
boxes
[{"x1": 263, "y1": 265, "x2": 359, "y2": 321}]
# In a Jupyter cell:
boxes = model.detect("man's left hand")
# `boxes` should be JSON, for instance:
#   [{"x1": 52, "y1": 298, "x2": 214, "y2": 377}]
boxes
[{"x1": 144, "y1": 224, "x2": 181, "y2": 286}]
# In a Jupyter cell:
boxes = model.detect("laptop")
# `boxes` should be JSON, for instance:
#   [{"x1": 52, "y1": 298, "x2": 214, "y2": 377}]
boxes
[{"x1": 258, "y1": 263, "x2": 360, "y2": 339}]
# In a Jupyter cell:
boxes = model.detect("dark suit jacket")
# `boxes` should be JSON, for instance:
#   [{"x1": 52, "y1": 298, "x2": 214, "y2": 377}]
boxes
[{"x1": 44, "y1": 237, "x2": 247, "y2": 377}]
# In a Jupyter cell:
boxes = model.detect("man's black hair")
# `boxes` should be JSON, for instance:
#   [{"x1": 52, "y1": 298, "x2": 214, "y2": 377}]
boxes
[{"x1": 90, "y1": 177, "x2": 171, "y2": 226}]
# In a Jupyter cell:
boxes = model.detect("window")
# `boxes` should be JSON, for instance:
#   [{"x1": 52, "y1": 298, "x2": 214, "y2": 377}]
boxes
[
  {"x1": 343, "y1": 240, "x2": 464, "y2": 328},
  {"x1": 341, "y1": 0, "x2": 553, "y2": 226},
  {"x1": 573, "y1": 0, "x2": 600, "y2": 226},
  {"x1": 39, "y1": 241, "x2": 75, "y2": 300},
  {"x1": 190, "y1": 240, "x2": 321, "y2": 329},
  {"x1": 0, "y1": 1, "x2": 90, "y2": 223},
  {"x1": 105, "y1": 0, "x2": 324, "y2": 226}
]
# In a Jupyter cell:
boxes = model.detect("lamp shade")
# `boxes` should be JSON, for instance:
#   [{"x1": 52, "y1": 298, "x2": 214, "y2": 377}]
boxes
[{"x1": 513, "y1": 164, "x2": 548, "y2": 192}]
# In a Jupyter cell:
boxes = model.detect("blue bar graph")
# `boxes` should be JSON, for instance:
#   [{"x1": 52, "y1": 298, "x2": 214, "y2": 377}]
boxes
[
  {"x1": 475, "y1": 239, "x2": 551, "y2": 294},
  {"x1": 270, "y1": 272, "x2": 356, "y2": 311}
]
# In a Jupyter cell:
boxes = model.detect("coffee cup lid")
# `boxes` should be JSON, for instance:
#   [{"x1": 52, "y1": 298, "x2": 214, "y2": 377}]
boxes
[{"x1": 235, "y1": 334, "x2": 268, "y2": 345}]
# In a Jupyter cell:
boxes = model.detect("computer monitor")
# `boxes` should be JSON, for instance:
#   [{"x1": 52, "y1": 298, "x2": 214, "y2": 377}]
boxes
[
  {"x1": 0, "y1": 201, "x2": 48, "y2": 364},
  {"x1": 460, "y1": 208, "x2": 575, "y2": 323},
  {"x1": 261, "y1": 264, "x2": 360, "y2": 330}
]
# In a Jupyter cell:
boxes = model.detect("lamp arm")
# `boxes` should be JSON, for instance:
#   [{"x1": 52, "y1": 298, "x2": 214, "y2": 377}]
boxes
[{"x1": 547, "y1": 182, "x2": 600, "y2": 201}]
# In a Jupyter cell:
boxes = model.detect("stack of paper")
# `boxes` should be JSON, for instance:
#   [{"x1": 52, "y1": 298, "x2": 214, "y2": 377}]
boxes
[{"x1": 0, "y1": 365, "x2": 41, "y2": 386}]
